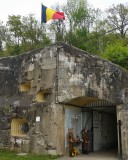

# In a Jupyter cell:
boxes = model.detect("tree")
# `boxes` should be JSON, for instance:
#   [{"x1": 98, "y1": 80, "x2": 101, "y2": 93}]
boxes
[
  {"x1": 0, "y1": 21, "x2": 6, "y2": 52},
  {"x1": 101, "y1": 40, "x2": 128, "y2": 70},
  {"x1": 62, "y1": 0, "x2": 97, "y2": 50},
  {"x1": 22, "y1": 14, "x2": 51, "y2": 51},
  {"x1": 5, "y1": 15, "x2": 22, "y2": 55},
  {"x1": 7, "y1": 15, "x2": 22, "y2": 45},
  {"x1": 2, "y1": 14, "x2": 51, "y2": 56},
  {"x1": 63, "y1": 0, "x2": 95, "y2": 32},
  {"x1": 106, "y1": 3, "x2": 128, "y2": 38}
]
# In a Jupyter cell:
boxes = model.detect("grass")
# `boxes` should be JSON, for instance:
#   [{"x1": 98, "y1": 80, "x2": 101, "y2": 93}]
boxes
[{"x1": 0, "y1": 149, "x2": 60, "y2": 160}]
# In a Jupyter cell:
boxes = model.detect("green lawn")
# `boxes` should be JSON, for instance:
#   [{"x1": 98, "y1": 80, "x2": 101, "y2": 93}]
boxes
[{"x1": 0, "y1": 149, "x2": 59, "y2": 160}]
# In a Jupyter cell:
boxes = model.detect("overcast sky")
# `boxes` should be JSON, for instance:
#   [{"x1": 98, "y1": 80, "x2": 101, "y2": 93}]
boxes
[{"x1": 0, "y1": 0, "x2": 127, "y2": 24}]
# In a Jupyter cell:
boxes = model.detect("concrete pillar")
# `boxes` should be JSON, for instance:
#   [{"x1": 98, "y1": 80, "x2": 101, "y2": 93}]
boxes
[
  {"x1": 35, "y1": 109, "x2": 41, "y2": 133},
  {"x1": 117, "y1": 104, "x2": 128, "y2": 160}
]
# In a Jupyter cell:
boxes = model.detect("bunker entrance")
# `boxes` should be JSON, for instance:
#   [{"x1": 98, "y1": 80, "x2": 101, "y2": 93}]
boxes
[
  {"x1": 65, "y1": 98, "x2": 118, "y2": 156},
  {"x1": 82, "y1": 101, "x2": 118, "y2": 153}
]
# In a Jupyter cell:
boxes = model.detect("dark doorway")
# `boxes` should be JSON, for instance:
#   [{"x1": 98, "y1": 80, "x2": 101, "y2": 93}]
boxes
[
  {"x1": 82, "y1": 105, "x2": 118, "y2": 153},
  {"x1": 92, "y1": 107, "x2": 118, "y2": 151}
]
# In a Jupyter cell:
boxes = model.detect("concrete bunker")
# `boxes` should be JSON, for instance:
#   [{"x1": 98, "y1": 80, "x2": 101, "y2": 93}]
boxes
[{"x1": 0, "y1": 43, "x2": 127, "y2": 159}]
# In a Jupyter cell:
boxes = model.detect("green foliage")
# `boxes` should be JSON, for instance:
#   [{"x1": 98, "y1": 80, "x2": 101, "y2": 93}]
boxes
[
  {"x1": 65, "y1": 28, "x2": 87, "y2": 50},
  {"x1": 71, "y1": 0, "x2": 88, "y2": 27},
  {"x1": 101, "y1": 40, "x2": 128, "y2": 70},
  {"x1": 7, "y1": 15, "x2": 22, "y2": 45},
  {"x1": 0, "y1": 14, "x2": 51, "y2": 57},
  {"x1": 63, "y1": 0, "x2": 97, "y2": 51},
  {"x1": 0, "y1": 149, "x2": 59, "y2": 160}
]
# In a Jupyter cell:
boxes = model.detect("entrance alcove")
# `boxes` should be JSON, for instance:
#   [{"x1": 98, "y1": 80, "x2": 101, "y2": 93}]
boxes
[{"x1": 64, "y1": 97, "x2": 118, "y2": 155}]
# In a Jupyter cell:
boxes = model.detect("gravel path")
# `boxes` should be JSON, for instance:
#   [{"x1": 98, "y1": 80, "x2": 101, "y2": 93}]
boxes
[{"x1": 58, "y1": 150, "x2": 119, "y2": 160}]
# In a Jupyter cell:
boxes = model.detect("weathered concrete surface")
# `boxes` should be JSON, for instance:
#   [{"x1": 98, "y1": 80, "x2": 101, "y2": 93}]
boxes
[
  {"x1": 0, "y1": 45, "x2": 65, "y2": 155},
  {"x1": 56, "y1": 43, "x2": 128, "y2": 105},
  {"x1": 0, "y1": 42, "x2": 127, "y2": 158},
  {"x1": 117, "y1": 104, "x2": 128, "y2": 160}
]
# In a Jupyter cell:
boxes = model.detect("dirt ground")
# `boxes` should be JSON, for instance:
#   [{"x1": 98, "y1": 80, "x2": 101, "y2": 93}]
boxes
[{"x1": 58, "y1": 150, "x2": 119, "y2": 160}]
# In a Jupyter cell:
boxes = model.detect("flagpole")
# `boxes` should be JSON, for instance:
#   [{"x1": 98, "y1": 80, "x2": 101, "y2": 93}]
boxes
[
  {"x1": 41, "y1": 3, "x2": 43, "y2": 24},
  {"x1": 56, "y1": 18, "x2": 65, "y2": 42}
]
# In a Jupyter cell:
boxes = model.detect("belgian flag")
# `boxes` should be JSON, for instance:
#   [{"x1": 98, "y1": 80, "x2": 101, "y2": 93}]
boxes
[{"x1": 41, "y1": 5, "x2": 65, "y2": 23}]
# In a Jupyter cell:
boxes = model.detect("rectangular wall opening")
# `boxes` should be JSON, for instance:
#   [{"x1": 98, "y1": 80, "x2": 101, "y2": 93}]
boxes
[
  {"x1": 19, "y1": 82, "x2": 31, "y2": 92},
  {"x1": 35, "y1": 91, "x2": 49, "y2": 102}
]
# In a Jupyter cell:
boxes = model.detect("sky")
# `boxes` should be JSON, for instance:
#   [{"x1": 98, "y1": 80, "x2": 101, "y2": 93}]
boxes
[{"x1": 0, "y1": 0, "x2": 128, "y2": 24}]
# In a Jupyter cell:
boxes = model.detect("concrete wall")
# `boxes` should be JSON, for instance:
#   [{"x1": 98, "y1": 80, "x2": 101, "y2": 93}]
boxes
[
  {"x1": 29, "y1": 104, "x2": 65, "y2": 155},
  {"x1": 0, "y1": 46, "x2": 59, "y2": 154},
  {"x1": 56, "y1": 43, "x2": 128, "y2": 106}
]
